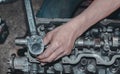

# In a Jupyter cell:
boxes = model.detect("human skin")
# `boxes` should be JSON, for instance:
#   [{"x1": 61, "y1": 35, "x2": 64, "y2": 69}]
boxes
[{"x1": 37, "y1": 0, "x2": 120, "y2": 64}]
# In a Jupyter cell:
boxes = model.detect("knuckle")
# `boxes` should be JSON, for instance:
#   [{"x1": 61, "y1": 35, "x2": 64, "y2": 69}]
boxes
[
  {"x1": 59, "y1": 49, "x2": 64, "y2": 52},
  {"x1": 54, "y1": 42, "x2": 62, "y2": 47},
  {"x1": 47, "y1": 59, "x2": 52, "y2": 63},
  {"x1": 43, "y1": 59, "x2": 48, "y2": 62},
  {"x1": 46, "y1": 32, "x2": 52, "y2": 38},
  {"x1": 43, "y1": 54, "x2": 48, "y2": 58},
  {"x1": 67, "y1": 51, "x2": 71, "y2": 55},
  {"x1": 64, "y1": 51, "x2": 68, "y2": 55},
  {"x1": 64, "y1": 50, "x2": 71, "y2": 55},
  {"x1": 46, "y1": 34, "x2": 50, "y2": 39},
  {"x1": 47, "y1": 32, "x2": 51, "y2": 35}
]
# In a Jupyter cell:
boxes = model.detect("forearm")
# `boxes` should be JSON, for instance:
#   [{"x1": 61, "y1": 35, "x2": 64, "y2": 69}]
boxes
[{"x1": 67, "y1": 0, "x2": 120, "y2": 37}]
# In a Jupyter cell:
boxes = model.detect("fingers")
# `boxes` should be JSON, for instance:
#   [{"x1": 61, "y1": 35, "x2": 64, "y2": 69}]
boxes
[
  {"x1": 39, "y1": 62, "x2": 46, "y2": 66},
  {"x1": 39, "y1": 47, "x2": 64, "y2": 63},
  {"x1": 37, "y1": 42, "x2": 61, "y2": 60},
  {"x1": 54, "y1": 53, "x2": 65, "y2": 61}
]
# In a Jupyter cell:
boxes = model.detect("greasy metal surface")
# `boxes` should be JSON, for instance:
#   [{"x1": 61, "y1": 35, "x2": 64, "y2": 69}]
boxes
[
  {"x1": 15, "y1": 0, "x2": 44, "y2": 57},
  {"x1": 24, "y1": 0, "x2": 37, "y2": 35},
  {"x1": 9, "y1": 19, "x2": 120, "y2": 74},
  {"x1": 0, "y1": 0, "x2": 42, "y2": 74}
]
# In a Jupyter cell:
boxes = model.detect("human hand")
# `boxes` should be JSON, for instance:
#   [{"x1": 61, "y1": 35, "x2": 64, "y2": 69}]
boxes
[{"x1": 37, "y1": 23, "x2": 80, "y2": 63}]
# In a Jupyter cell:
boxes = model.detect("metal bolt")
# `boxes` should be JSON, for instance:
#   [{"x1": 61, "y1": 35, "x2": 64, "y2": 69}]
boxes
[{"x1": 87, "y1": 64, "x2": 96, "y2": 73}]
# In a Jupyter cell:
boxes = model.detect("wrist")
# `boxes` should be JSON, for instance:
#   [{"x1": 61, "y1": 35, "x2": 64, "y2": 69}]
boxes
[{"x1": 65, "y1": 14, "x2": 88, "y2": 38}]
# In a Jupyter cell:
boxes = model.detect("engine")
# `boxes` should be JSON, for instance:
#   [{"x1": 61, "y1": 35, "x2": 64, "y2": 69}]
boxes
[
  {"x1": 7, "y1": 0, "x2": 120, "y2": 74},
  {"x1": 8, "y1": 18, "x2": 120, "y2": 74}
]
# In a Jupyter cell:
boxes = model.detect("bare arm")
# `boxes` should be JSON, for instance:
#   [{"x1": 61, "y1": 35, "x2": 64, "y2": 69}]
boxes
[
  {"x1": 37, "y1": 0, "x2": 120, "y2": 63},
  {"x1": 68, "y1": 0, "x2": 120, "y2": 37}
]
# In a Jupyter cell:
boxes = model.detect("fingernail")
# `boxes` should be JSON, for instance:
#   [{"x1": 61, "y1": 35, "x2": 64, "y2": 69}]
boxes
[
  {"x1": 41, "y1": 63, "x2": 46, "y2": 66},
  {"x1": 37, "y1": 56, "x2": 42, "y2": 59}
]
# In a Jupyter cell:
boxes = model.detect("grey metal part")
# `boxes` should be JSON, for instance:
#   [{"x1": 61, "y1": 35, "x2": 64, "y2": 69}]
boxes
[
  {"x1": 9, "y1": 56, "x2": 30, "y2": 72},
  {"x1": 53, "y1": 63, "x2": 63, "y2": 72},
  {"x1": 87, "y1": 64, "x2": 96, "y2": 73},
  {"x1": 26, "y1": 36, "x2": 44, "y2": 56},
  {"x1": 36, "y1": 18, "x2": 71, "y2": 24},
  {"x1": 24, "y1": 0, "x2": 37, "y2": 35},
  {"x1": 15, "y1": 0, "x2": 44, "y2": 57},
  {"x1": 25, "y1": 51, "x2": 39, "y2": 63},
  {"x1": 62, "y1": 53, "x2": 120, "y2": 65},
  {"x1": 15, "y1": 35, "x2": 44, "y2": 57},
  {"x1": 101, "y1": 19, "x2": 120, "y2": 25},
  {"x1": 9, "y1": 19, "x2": 120, "y2": 74},
  {"x1": 36, "y1": 18, "x2": 120, "y2": 26}
]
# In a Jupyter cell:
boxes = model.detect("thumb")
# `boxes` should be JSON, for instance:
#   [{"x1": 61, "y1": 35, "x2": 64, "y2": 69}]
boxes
[{"x1": 43, "y1": 33, "x2": 52, "y2": 45}]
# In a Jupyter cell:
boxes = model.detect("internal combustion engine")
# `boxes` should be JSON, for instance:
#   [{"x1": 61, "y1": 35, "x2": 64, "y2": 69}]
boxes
[
  {"x1": 8, "y1": 0, "x2": 120, "y2": 74},
  {"x1": 8, "y1": 18, "x2": 120, "y2": 74}
]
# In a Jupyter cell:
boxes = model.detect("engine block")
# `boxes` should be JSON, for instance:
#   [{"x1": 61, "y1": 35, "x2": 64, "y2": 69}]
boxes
[{"x1": 8, "y1": 18, "x2": 120, "y2": 74}]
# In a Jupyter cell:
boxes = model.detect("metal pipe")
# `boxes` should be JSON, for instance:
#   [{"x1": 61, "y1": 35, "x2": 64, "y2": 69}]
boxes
[{"x1": 24, "y1": 0, "x2": 37, "y2": 35}]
